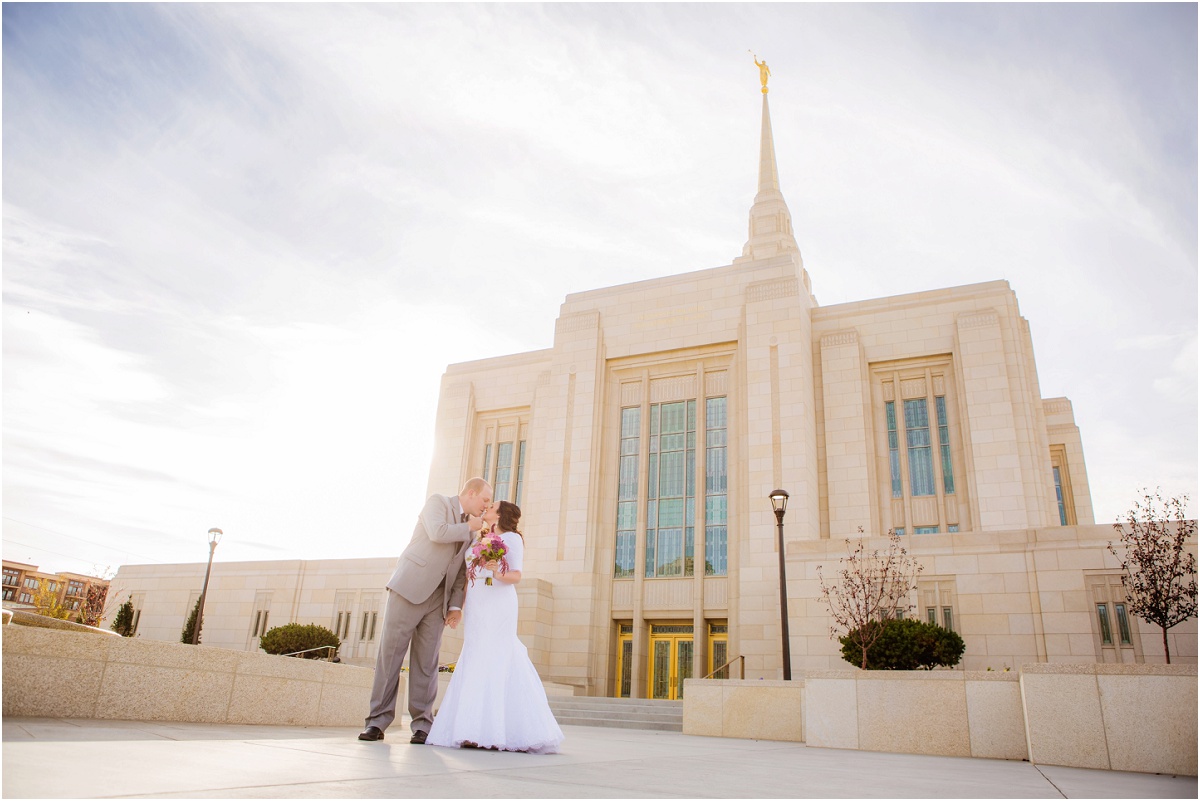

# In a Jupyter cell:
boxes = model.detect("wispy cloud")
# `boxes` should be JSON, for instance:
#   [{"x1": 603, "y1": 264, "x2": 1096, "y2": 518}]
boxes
[{"x1": 3, "y1": 3, "x2": 1195, "y2": 573}]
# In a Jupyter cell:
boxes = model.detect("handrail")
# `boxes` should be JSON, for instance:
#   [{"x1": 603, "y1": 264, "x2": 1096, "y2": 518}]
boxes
[
  {"x1": 280, "y1": 645, "x2": 340, "y2": 662},
  {"x1": 702, "y1": 654, "x2": 745, "y2": 680}
]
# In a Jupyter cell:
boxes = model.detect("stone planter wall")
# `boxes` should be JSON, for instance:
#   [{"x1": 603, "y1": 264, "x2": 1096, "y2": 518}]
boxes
[
  {"x1": 2, "y1": 625, "x2": 377, "y2": 727},
  {"x1": 1020, "y1": 663, "x2": 1197, "y2": 776},
  {"x1": 686, "y1": 664, "x2": 1197, "y2": 776},
  {"x1": 804, "y1": 670, "x2": 1026, "y2": 761},
  {"x1": 682, "y1": 679, "x2": 804, "y2": 742}
]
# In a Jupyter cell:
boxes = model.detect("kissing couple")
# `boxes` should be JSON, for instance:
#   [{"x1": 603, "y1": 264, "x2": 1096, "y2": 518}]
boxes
[{"x1": 358, "y1": 477, "x2": 564, "y2": 754}]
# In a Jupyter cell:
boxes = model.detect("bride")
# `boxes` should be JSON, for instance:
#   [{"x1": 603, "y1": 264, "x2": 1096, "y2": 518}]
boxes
[{"x1": 426, "y1": 500, "x2": 564, "y2": 754}]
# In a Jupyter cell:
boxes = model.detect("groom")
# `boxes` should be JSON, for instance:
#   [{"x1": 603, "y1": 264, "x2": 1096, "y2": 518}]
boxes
[{"x1": 358, "y1": 477, "x2": 492, "y2": 744}]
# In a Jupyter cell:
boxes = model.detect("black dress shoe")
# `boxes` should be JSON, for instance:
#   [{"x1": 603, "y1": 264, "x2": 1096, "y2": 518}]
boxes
[
  {"x1": 410, "y1": 730, "x2": 428, "y2": 745},
  {"x1": 357, "y1": 726, "x2": 385, "y2": 741}
]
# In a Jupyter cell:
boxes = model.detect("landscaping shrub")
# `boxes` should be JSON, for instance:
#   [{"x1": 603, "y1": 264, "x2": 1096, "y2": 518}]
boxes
[
  {"x1": 839, "y1": 618, "x2": 964, "y2": 670},
  {"x1": 259, "y1": 623, "x2": 340, "y2": 659},
  {"x1": 180, "y1": 598, "x2": 202, "y2": 644},
  {"x1": 111, "y1": 599, "x2": 135, "y2": 637}
]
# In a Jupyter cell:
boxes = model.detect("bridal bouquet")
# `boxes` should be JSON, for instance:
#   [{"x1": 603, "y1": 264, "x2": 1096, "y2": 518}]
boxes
[{"x1": 468, "y1": 529, "x2": 509, "y2": 586}]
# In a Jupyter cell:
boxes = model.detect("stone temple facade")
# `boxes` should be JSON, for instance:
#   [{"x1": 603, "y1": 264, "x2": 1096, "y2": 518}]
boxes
[{"x1": 105, "y1": 83, "x2": 1195, "y2": 698}]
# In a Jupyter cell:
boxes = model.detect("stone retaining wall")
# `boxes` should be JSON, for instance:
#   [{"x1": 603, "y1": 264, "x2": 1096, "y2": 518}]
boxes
[
  {"x1": 2, "y1": 625, "x2": 378, "y2": 726},
  {"x1": 681, "y1": 679, "x2": 803, "y2": 741},
  {"x1": 804, "y1": 670, "x2": 1026, "y2": 760},
  {"x1": 1020, "y1": 663, "x2": 1197, "y2": 776},
  {"x1": 684, "y1": 663, "x2": 1197, "y2": 776}
]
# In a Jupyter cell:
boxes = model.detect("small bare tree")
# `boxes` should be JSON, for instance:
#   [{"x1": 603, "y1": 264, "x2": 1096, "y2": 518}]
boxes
[
  {"x1": 1108, "y1": 489, "x2": 1197, "y2": 664},
  {"x1": 78, "y1": 565, "x2": 123, "y2": 628},
  {"x1": 76, "y1": 583, "x2": 110, "y2": 627},
  {"x1": 817, "y1": 528, "x2": 924, "y2": 669}
]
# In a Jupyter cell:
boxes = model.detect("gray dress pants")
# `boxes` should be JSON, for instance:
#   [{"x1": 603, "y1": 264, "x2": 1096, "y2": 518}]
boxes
[{"x1": 364, "y1": 582, "x2": 446, "y2": 734}]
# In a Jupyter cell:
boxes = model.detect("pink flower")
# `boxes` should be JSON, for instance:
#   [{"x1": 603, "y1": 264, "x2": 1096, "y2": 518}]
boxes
[{"x1": 468, "y1": 529, "x2": 509, "y2": 586}]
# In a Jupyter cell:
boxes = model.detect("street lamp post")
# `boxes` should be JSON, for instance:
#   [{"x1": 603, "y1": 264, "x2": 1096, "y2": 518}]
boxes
[
  {"x1": 192, "y1": 527, "x2": 223, "y2": 645},
  {"x1": 769, "y1": 490, "x2": 792, "y2": 680}
]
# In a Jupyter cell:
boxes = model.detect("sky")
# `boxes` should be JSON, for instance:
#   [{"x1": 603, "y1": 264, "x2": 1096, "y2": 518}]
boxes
[{"x1": 3, "y1": 3, "x2": 1196, "y2": 577}]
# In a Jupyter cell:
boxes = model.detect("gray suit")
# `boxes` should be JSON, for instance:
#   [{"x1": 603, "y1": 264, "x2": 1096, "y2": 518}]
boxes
[{"x1": 365, "y1": 494, "x2": 472, "y2": 735}]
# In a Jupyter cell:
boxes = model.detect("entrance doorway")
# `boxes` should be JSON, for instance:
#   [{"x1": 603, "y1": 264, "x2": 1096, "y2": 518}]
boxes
[
  {"x1": 648, "y1": 622, "x2": 693, "y2": 700},
  {"x1": 615, "y1": 623, "x2": 633, "y2": 697}
]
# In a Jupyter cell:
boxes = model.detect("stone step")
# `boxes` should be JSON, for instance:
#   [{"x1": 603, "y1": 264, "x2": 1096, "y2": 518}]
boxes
[
  {"x1": 553, "y1": 715, "x2": 683, "y2": 732},
  {"x1": 547, "y1": 696, "x2": 683, "y2": 732},
  {"x1": 549, "y1": 705, "x2": 682, "y2": 722},
  {"x1": 549, "y1": 695, "x2": 681, "y2": 705},
  {"x1": 548, "y1": 696, "x2": 683, "y2": 709}
]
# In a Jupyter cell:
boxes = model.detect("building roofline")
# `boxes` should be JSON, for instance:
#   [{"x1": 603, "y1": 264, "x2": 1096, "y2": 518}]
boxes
[{"x1": 813, "y1": 279, "x2": 1014, "y2": 318}]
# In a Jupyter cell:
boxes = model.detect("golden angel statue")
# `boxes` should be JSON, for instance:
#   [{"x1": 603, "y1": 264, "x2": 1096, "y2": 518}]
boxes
[{"x1": 753, "y1": 54, "x2": 771, "y2": 93}]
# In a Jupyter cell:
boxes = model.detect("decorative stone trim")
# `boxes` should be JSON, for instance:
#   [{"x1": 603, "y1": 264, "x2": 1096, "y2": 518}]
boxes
[
  {"x1": 650, "y1": 375, "x2": 697, "y2": 403},
  {"x1": 957, "y1": 310, "x2": 999, "y2": 329},
  {"x1": 611, "y1": 580, "x2": 634, "y2": 611},
  {"x1": 444, "y1": 383, "x2": 469, "y2": 399},
  {"x1": 620, "y1": 381, "x2": 643, "y2": 406},
  {"x1": 900, "y1": 378, "x2": 927, "y2": 399},
  {"x1": 556, "y1": 310, "x2": 600, "y2": 335},
  {"x1": 746, "y1": 277, "x2": 799, "y2": 303},
  {"x1": 642, "y1": 578, "x2": 693, "y2": 610},
  {"x1": 933, "y1": 375, "x2": 946, "y2": 395},
  {"x1": 536, "y1": 371, "x2": 552, "y2": 388},
  {"x1": 705, "y1": 371, "x2": 728, "y2": 397},
  {"x1": 703, "y1": 577, "x2": 729, "y2": 609},
  {"x1": 820, "y1": 330, "x2": 859, "y2": 348},
  {"x1": 1044, "y1": 399, "x2": 1072, "y2": 415}
]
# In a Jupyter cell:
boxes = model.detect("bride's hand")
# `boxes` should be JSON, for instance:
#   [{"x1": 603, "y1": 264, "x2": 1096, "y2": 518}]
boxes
[{"x1": 484, "y1": 559, "x2": 500, "y2": 572}]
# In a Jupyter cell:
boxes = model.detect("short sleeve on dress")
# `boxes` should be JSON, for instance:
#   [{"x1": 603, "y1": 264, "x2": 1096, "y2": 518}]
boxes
[{"x1": 504, "y1": 532, "x2": 524, "y2": 572}]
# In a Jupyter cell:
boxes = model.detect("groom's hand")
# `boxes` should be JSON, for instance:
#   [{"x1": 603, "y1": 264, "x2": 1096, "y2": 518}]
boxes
[
  {"x1": 466, "y1": 514, "x2": 484, "y2": 532},
  {"x1": 445, "y1": 610, "x2": 462, "y2": 629}
]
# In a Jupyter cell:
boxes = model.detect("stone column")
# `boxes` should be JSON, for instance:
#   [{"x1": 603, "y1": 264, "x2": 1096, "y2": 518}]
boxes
[
  {"x1": 819, "y1": 328, "x2": 879, "y2": 539},
  {"x1": 954, "y1": 309, "x2": 1029, "y2": 530}
]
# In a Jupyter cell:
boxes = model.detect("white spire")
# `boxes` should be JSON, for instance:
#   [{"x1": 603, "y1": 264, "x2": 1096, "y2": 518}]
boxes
[{"x1": 736, "y1": 91, "x2": 800, "y2": 263}]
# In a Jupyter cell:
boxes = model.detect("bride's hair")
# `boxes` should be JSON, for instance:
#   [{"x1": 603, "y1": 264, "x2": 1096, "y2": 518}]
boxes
[{"x1": 496, "y1": 501, "x2": 523, "y2": 539}]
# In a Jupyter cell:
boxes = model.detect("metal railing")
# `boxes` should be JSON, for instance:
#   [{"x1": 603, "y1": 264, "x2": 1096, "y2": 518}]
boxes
[
  {"x1": 280, "y1": 645, "x2": 340, "y2": 662},
  {"x1": 702, "y1": 654, "x2": 744, "y2": 680}
]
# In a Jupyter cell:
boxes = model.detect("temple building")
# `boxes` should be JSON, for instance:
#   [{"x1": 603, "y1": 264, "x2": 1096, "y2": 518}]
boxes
[{"x1": 105, "y1": 74, "x2": 1195, "y2": 696}]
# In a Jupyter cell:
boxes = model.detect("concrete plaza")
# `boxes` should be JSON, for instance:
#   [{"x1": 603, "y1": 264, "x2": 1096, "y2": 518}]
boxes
[{"x1": 3, "y1": 717, "x2": 1195, "y2": 799}]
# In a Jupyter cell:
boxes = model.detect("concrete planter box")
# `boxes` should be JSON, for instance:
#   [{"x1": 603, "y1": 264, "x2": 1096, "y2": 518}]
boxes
[
  {"x1": 682, "y1": 678, "x2": 803, "y2": 742},
  {"x1": 1020, "y1": 663, "x2": 1197, "y2": 776},
  {"x1": 804, "y1": 669, "x2": 1026, "y2": 761},
  {"x1": 3, "y1": 625, "x2": 378, "y2": 727},
  {"x1": 684, "y1": 664, "x2": 1197, "y2": 776}
]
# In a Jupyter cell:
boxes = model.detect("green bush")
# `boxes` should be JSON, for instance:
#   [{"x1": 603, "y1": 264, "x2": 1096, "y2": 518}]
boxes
[
  {"x1": 839, "y1": 618, "x2": 965, "y2": 670},
  {"x1": 259, "y1": 623, "x2": 340, "y2": 659}
]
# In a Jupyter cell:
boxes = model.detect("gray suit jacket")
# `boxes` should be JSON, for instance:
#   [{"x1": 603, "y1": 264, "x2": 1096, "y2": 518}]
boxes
[{"x1": 386, "y1": 493, "x2": 471, "y2": 615}]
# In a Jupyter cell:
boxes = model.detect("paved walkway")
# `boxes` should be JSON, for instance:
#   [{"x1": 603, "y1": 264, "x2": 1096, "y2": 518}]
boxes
[{"x1": 3, "y1": 717, "x2": 1195, "y2": 799}]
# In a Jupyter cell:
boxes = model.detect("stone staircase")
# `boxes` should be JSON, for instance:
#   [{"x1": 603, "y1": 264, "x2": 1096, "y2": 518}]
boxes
[{"x1": 547, "y1": 695, "x2": 683, "y2": 732}]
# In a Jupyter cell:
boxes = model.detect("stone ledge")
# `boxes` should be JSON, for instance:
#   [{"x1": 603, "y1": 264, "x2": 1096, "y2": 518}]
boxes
[
  {"x1": 682, "y1": 678, "x2": 804, "y2": 742},
  {"x1": 8, "y1": 610, "x2": 120, "y2": 636},
  {"x1": 1018, "y1": 661, "x2": 1197, "y2": 676},
  {"x1": 2, "y1": 625, "x2": 378, "y2": 727},
  {"x1": 684, "y1": 666, "x2": 1196, "y2": 776}
]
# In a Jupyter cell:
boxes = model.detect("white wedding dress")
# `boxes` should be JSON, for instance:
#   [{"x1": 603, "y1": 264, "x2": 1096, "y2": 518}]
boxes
[{"x1": 427, "y1": 530, "x2": 564, "y2": 754}]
